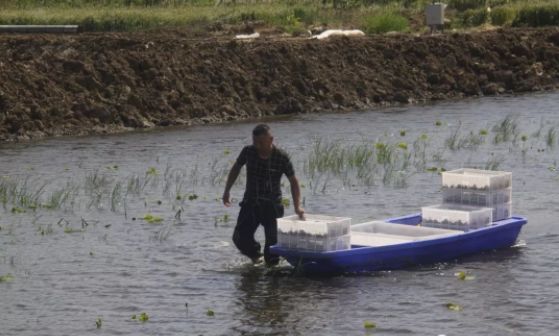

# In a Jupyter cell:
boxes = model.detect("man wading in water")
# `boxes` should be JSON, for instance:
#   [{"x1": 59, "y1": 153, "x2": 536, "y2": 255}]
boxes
[{"x1": 223, "y1": 124, "x2": 305, "y2": 266}]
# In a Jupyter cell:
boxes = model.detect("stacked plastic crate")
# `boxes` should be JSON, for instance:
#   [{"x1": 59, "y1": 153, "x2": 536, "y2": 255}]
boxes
[
  {"x1": 422, "y1": 169, "x2": 512, "y2": 231},
  {"x1": 277, "y1": 214, "x2": 351, "y2": 252}
]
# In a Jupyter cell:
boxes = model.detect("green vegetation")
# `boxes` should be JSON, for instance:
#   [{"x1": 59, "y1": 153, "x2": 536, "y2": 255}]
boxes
[
  {"x1": 143, "y1": 213, "x2": 163, "y2": 223},
  {"x1": 455, "y1": 270, "x2": 475, "y2": 280},
  {"x1": 139, "y1": 312, "x2": 149, "y2": 322},
  {"x1": 0, "y1": 273, "x2": 14, "y2": 282},
  {"x1": 0, "y1": 0, "x2": 555, "y2": 33},
  {"x1": 457, "y1": 0, "x2": 559, "y2": 28},
  {"x1": 445, "y1": 302, "x2": 463, "y2": 311},
  {"x1": 363, "y1": 320, "x2": 377, "y2": 329},
  {"x1": 362, "y1": 12, "x2": 410, "y2": 34}
]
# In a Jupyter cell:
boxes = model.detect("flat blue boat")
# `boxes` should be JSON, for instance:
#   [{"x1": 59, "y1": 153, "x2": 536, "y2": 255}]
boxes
[{"x1": 270, "y1": 213, "x2": 527, "y2": 274}]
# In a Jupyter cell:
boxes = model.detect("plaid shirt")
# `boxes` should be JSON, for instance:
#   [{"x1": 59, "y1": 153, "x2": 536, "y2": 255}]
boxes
[{"x1": 235, "y1": 145, "x2": 295, "y2": 203}]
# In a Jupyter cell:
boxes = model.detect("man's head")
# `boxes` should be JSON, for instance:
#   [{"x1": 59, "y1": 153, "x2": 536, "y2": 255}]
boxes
[{"x1": 252, "y1": 124, "x2": 273, "y2": 152}]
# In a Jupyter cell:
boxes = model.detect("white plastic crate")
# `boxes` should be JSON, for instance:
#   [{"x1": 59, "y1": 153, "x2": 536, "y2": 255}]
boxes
[
  {"x1": 277, "y1": 214, "x2": 351, "y2": 252},
  {"x1": 442, "y1": 168, "x2": 512, "y2": 190},
  {"x1": 280, "y1": 233, "x2": 351, "y2": 252},
  {"x1": 493, "y1": 202, "x2": 512, "y2": 221},
  {"x1": 442, "y1": 187, "x2": 512, "y2": 206},
  {"x1": 421, "y1": 204, "x2": 493, "y2": 230}
]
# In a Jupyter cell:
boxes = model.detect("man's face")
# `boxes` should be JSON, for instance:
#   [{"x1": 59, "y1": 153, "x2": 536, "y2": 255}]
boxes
[{"x1": 253, "y1": 133, "x2": 273, "y2": 152}]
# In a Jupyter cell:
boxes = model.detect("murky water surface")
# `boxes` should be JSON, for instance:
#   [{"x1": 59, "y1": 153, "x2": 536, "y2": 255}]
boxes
[{"x1": 1, "y1": 93, "x2": 559, "y2": 335}]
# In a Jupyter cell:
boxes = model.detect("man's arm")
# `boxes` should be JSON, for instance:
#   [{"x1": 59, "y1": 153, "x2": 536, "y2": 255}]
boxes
[
  {"x1": 288, "y1": 175, "x2": 305, "y2": 219},
  {"x1": 223, "y1": 163, "x2": 242, "y2": 207}
]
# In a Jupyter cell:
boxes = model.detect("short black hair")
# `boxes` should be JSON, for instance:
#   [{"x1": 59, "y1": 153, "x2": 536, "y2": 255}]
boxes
[{"x1": 252, "y1": 124, "x2": 271, "y2": 137}]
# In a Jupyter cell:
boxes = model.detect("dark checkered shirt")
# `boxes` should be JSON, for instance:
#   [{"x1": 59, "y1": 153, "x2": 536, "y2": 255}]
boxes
[{"x1": 235, "y1": 145, "x2": 295, "y2": 203}]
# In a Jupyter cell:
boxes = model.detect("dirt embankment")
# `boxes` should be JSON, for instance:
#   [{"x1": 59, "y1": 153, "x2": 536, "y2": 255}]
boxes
[{"x1": 1, "y1": 27, "x2": 559, "y2": 141}]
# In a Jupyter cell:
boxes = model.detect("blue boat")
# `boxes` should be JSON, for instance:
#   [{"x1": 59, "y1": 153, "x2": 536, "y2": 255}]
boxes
[{"x1": 270, "y1": 213, "x2": 527, "y2": 274}]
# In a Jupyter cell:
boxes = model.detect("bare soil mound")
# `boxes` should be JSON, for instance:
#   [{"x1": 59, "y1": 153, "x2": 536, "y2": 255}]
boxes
[{"x1": 1, "y1": 27, "x2": 558, "y2": 141}]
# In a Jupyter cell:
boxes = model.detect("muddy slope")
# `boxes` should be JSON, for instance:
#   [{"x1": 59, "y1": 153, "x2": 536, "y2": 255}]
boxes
[{"x1": 1, "y1": 28, "x2": 558, "y2": 141}]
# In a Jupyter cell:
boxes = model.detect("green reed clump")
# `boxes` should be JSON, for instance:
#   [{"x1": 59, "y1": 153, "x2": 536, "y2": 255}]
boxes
[
  {"x1": 546, "y1": 127, "x2": 556, "y2": 149},
  {"x1": 512, "y1": 4, "x2": 559, "y2": 27},
  {"x1": 361, "y1": 12, "x2": 410, "y2": 34},
  {"x1": 492, "y1": 115, "x2": 519, "y2": 144}
]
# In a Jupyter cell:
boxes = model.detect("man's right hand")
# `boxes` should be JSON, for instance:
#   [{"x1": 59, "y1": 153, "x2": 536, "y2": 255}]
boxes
[{"x1": 222, "y1": 191, "x2": 231, "y2": 207}]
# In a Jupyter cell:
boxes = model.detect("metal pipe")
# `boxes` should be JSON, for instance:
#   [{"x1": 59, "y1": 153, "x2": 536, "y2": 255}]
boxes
[{"x1": 0, "y1": 25, "x2": 79, "y2": 33}]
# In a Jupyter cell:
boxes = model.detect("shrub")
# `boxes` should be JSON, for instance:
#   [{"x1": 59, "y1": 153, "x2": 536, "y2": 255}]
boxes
[
  {"x1": 460, "y1": 8, "x2": 490, "y2": 27},
  {"x1": 490, "y1": 7, "x2": 517, "y2": 26},
  {"x1": 362, "y1": 12, "x2": 409, "y2": 34},
  {"x1": 512, "y1": 4, "x2": 559, "y2": 27}
]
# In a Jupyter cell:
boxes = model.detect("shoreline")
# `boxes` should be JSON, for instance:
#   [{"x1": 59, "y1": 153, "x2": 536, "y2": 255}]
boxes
[{"x1": 1, "y1": 27, "x2": 558, "y2": 142}]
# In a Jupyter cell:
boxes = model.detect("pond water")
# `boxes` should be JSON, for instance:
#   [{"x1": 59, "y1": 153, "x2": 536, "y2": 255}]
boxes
[{"x1": 1, "y1": 92, "x2": 559, "y2": 335}]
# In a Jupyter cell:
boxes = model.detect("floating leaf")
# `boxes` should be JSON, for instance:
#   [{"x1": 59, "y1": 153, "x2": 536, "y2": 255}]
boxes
[
  {"x1": 223, "y1": 149, "x2": 231, "y2": 155},
  {"x1": 400, "y1": 130, "x2": 406, "y2": 136},
  {"x1": 206, "y1": 309, "x2": 215, "y2": 317},
  {"x1": 479, "y1": 129, "x2": 488, "y2": 136},
  {"x1": 143, "y1": 214, "x2": 163, "y2": 224},
  {"x1": 131, "y1": 314, "x2": 137, "y2": 320},
  {"x1": 11, "y1": 207, "x2": 25, "y2": 214},
  {"x1": 521, "y1": 135, "x2": 528, "y2": 142},
  {"x1": 445, "y1": 303, "x2": 462, "y2": 311},
  {"x1": 146, "y1": 167, "x2": 158, "y2": 176},
  {"x1": 139, "y1": 312, "x2": 149, "y2": 322},
  {"x1": 375, "y1": 142, "x2": 386, "y2": 150},
  {"x1": 0, "y1": 274, "x2": 14, "y2": 282},
  {"x1": 188, "y1": 194, "x2": 198, "y2": 201},
  {"x1": 64, "y1": 227, "x2": 83, "y2": 234},
  {"x1": 455, "y1": 271, "x2": 475, "y2": 281},
  {"x1": 435, "y1": 121, "x2": 442, "y2": 126},
  {"x1": 397, "y1": 142, "x2": 408, "y2": 150},
  {"x1": 281, "y1": 197, "x2": 291, "y2": 208},
  {"x1": 363, "y1": 321, "x2": 376, "y2": 329},
  {"x1": 96, "y1": 317, "x2": 102, "y2": 329}
]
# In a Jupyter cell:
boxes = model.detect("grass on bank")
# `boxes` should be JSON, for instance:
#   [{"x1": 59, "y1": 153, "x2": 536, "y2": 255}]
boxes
[{"x1": 0, "y1": 1, "x2": 557, "y2": 34}]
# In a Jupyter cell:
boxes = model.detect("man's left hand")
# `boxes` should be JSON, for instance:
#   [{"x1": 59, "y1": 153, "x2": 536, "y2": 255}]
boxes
[{"x1": 295, "y1": 206, "x2": 305, "y2": 220}]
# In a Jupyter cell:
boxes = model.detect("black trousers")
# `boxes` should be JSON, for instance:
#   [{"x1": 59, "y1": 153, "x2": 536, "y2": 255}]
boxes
[{"x1": 232, "y1": 200, "x2": 283, "y2": 265}]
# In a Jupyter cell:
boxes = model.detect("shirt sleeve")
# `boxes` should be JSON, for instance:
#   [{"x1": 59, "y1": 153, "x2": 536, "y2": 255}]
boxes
[
  {"x1": 235, "y1": 146, "x2": 249, "y2": 167},
  {"x1": 282, "y1": 153, "x2": 295, "y2": 178}
]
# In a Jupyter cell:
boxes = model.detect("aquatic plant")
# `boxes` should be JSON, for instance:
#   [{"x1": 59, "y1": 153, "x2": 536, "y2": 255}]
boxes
[
  {"x1": 455, "y1": 271, "x2": 475, "y2": 281},
  {"x1": 492, "y1": 115, "x2": 519, "y2": 144},
  {"x1": 546, "y1": 127, "x2": 556, "y2": 149},
  {"x1": 0, "y1": 274, "x2": 14, "y2": 282},
  {"x1": 139, "y1": 312, "x2": 149, "y2": 322},
  {"x1": 445, "y1": 302, "x2": 463, "y2": 311},
  {"x1": 363, "y1": 321, "x2": 376, "y2": 329},
  {"x1": 146, "y1": 167, "x2": 158, "y2": 176},
  {"x1": 143, "y1": 214, "x2": 163, "y2": 224},
  {"x1": 64, "y1": 227, "x2": 84, "y2": 234}
]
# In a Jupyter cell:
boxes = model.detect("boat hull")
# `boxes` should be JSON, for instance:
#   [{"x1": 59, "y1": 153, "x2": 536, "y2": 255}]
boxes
[{"x1": 269, "y1": 214, "x2": 527, "y2": 274}]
